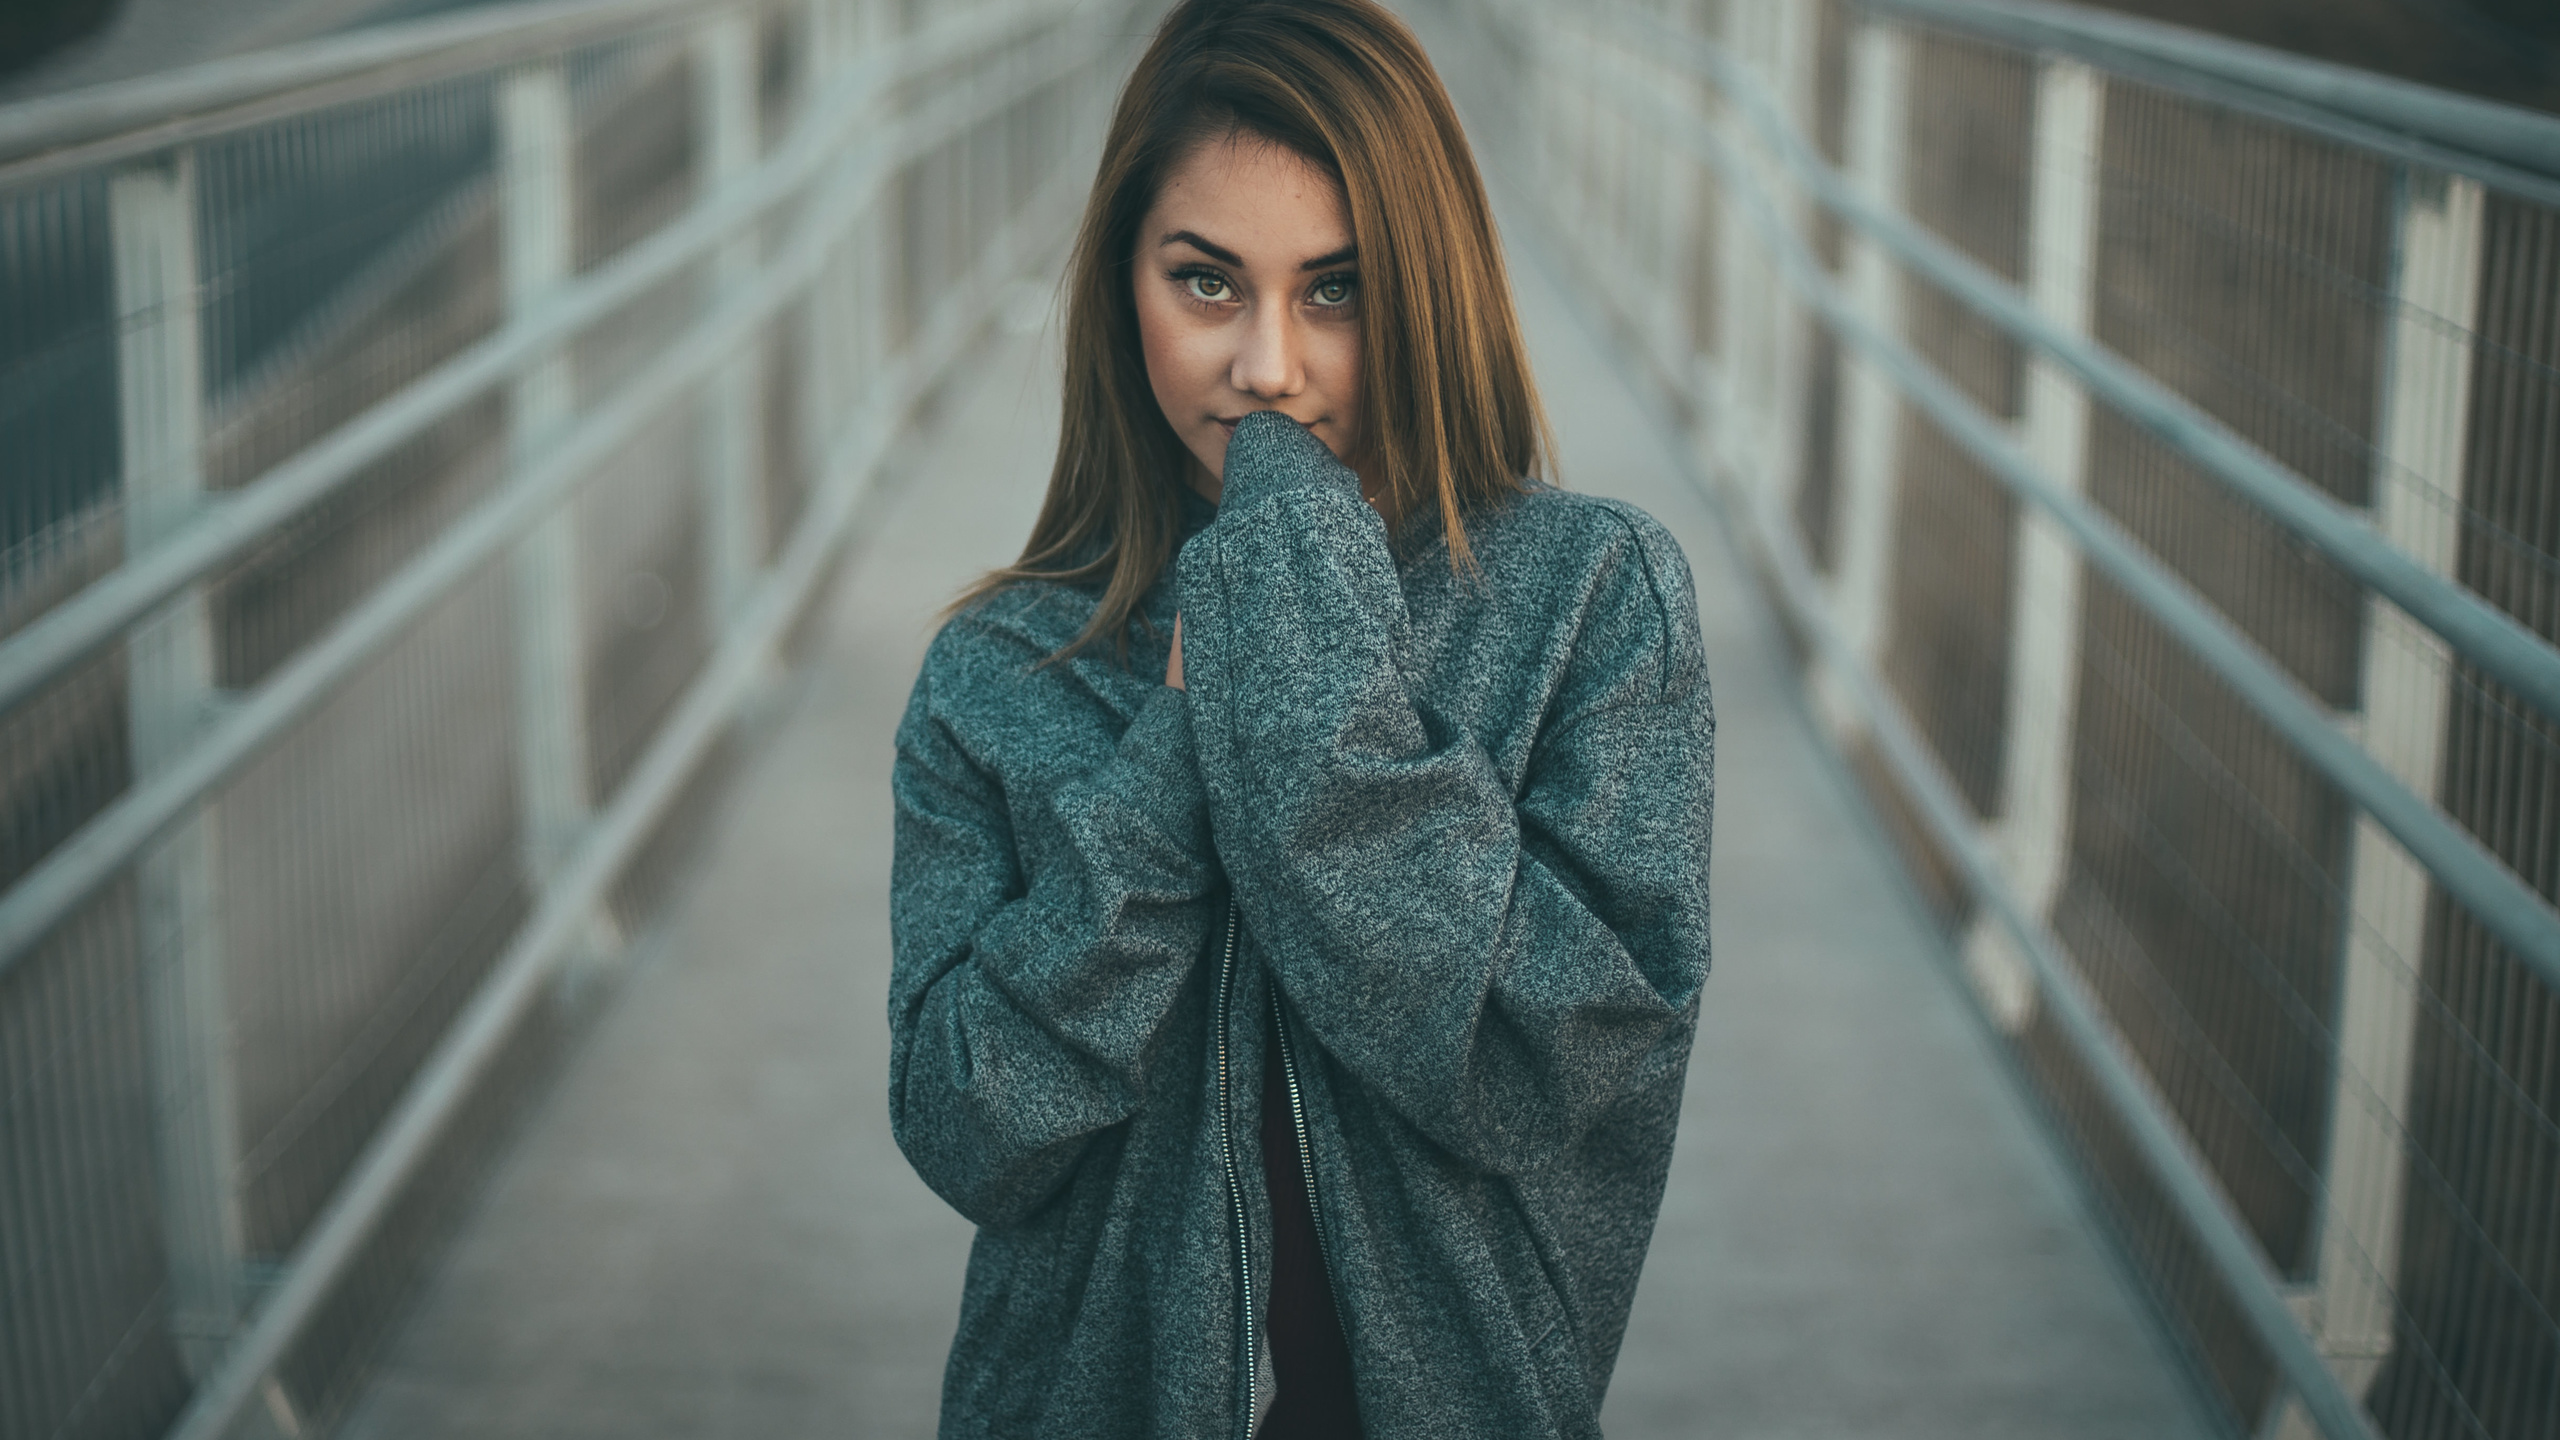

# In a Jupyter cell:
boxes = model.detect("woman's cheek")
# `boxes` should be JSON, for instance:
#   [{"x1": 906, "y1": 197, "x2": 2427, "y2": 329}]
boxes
[
  {"x1": 1313, "y1": 327, "x2": 1361, "y2": 462},
  {"x1": 1137, "y1": 302, "x2": 1212, "y2": 455}
]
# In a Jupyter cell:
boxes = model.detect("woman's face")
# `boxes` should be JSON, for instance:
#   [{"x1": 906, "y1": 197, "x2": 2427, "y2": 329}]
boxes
[{"x1": 1133, "y1": 134, "x2": 1367, "y2": 503}]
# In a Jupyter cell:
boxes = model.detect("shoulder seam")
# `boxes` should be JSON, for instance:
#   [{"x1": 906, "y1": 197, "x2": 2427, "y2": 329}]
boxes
[{"x1": 1590, "y1": 503, "x2": 1682, "y2": 706}]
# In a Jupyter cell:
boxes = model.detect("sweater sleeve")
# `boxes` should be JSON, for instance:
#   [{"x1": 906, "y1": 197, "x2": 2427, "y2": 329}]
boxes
[
  {"x1": 1177, "y1": 413, "x2": 1714, "y2": 1177},
  {"x1": 887, "y1": 621, "x2": 1219, "y2": 1228}
]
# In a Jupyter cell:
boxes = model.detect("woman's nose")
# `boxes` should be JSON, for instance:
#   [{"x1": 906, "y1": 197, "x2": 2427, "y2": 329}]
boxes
[{"x1": 1230, "y1": 303, "x2": 1303, "y2": 400}]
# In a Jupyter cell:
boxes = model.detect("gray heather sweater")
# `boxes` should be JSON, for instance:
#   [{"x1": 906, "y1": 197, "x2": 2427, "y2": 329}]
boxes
[{"x1": 889, "y1": 412, "x2": 1714, "y2": 1439}]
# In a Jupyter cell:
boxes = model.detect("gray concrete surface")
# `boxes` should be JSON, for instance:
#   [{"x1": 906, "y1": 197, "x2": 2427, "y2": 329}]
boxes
[{"x1": 334, "y1": 226, "x2": 2219, "y2": 1437}]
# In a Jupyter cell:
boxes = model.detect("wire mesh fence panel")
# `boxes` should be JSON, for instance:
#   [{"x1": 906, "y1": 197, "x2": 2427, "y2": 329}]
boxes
[
  {"x1": 2010, "y1": 982, "x2": 2291, "y2": 1419},
  {"x1": 2066, "y1": 574, "x2": 2347, "y2": 1258},
  {"x1": 196, "y1": 78, "x2": 502, "y2": 480},
  {"x1": 0, "y1": 175, "x2": 120, "y2": 628},
  {"x1": 567, "y1": 37, "x2": 708, "y2": 421},
  {"x1": 1884, "y1": 400, "x2": 2017, "y2": 818},
  {"x1": 580, "y1": 403, "x2": 712, "y2": 809},
  {"x1": 2051, "y1": 69, "x2": 2393, "y2": 1432},
  {"x1": 0, "y1": 156, "x2": 166, "y2": 1440},
  {"x1": 2088, "y1": 81, "x2": 2390, "y2": 707},
  {"x1": 1462, "y1": 0, "x2": 2560, "y2": 1437},
  {"x1": 0, "y1": 879, "x2": 190, "y2": 1440},
  {"x1": 0, "y1": 0, "x2": 1142, "y2": 1434},
  {"x1": 0, "y1": 175, "x2": 133, "y2": 959},
  {"x1": 2365, "y1": 187, "x2": 2560, "y2": 1440},
  {"x1": 1877, "y1": 32, "x2": 2032, "y2": 822},
  {"x1": 220, "y1": 563, "x2": 526, "y2": 1260}
]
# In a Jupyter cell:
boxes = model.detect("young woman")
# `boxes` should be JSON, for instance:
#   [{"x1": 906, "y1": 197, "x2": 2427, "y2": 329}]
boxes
[{"x1": 888, "y1": 2, "x2": 1714, "y2": 1435}]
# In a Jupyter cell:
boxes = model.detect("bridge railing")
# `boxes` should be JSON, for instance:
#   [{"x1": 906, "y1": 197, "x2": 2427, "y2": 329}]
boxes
[
  {"x1": 1445, "y1": 1, "x2": 2560, "y2": 1437},
  {"x1": 0, "y1": 2, "x2": 1138, "y2": 1436}
]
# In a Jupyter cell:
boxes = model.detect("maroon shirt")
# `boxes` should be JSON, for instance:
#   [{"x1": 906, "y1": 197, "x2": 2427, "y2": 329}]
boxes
[{"x1": 1258, "y1": 1005, "x2": 1365, "y2": 1438}]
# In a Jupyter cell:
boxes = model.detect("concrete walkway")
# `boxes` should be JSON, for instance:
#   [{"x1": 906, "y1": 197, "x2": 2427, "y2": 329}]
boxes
[{"x1": 337, "y1": 224, "x2": 2217, "y2": 1438}]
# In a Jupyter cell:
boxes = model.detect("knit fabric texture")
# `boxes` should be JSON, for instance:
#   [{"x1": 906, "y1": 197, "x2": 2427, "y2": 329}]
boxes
[{"x1": 889, "y1": 411, "x2": 1716, "y2": 1439}]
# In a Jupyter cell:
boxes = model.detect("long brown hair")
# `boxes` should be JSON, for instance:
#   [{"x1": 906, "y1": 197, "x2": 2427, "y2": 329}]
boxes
[{"x1": 964, "y1": 0, "x2": 1552, "y2": 661}]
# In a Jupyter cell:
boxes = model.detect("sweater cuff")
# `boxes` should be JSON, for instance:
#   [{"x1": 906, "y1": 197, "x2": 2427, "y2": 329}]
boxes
[{"x1": 1218, "y1": 411, "x2": 1363, "y2": 517}]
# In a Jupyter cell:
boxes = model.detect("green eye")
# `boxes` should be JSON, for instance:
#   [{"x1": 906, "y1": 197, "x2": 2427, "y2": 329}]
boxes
[{"x1": 1311, "y1": 275, "x2": 1355, "y2": 307}]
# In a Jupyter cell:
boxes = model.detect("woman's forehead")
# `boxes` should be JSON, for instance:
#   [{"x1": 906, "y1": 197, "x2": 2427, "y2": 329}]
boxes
[{"x1": 1143, "y1": 135, "x2": 1350, "y2": 266}]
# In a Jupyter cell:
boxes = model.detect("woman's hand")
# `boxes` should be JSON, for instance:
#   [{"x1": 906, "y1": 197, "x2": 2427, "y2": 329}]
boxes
[{"x1": 1165, "y1": 613, "x2": 1184, "y2": 690}]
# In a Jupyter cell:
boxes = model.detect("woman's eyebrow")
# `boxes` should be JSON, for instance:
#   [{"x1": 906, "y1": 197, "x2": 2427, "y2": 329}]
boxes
[
  {"x1": 1157, "y1": 230, "x2": 1358, "y2": 273},
  {"x1": 1160, "y1": 230, "x2": 1244, "y2": 266}
]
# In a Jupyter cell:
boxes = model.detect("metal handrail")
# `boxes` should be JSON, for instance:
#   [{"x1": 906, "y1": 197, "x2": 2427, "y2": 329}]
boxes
[
  {"x1": 158, "y1": 143, "x2": 1099, "y2": 1440},
  {"x1": 0, "y1": 6, "x2": 1092, "y2": 982},
  {"x1": 0, "y1": 0, "x2": 1071, "y2": 725},
  {"x1": 23, "y1": 0, "x2": 1141, "y2": 1431},
  {"x1": 1864, "y1": 0, "x2": 2560, "y2": 200},
  {"x1": 0, "y1": 0, "x2": 703, "y2": 188},
  {"x1": 1474, "y1": 10, "x2": 2398, "y2": 1436},
  {"x1": 1572, "y1": 3, "x2": 2560, "y2": 1002},
  {"x1": 1463, "y1": 2, "x2": 2556, "y2": 1436},
  {"x1": 1616, "y1": 3, "x2": 2560, "y2": 731}
]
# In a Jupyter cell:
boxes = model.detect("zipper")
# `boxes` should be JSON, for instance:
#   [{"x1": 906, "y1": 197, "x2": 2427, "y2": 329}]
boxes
[
  {"x1": 1271, "y1": 993, "x2": 1350, "y2": 1341},
  {"x1": 1213, "y1": 901, "x2": 1254, "y2": 1438}
]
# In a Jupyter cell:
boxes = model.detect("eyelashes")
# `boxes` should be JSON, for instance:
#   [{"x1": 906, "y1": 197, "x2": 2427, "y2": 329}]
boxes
[
  {"x1": 1171, "y1": 264, "x2": 1233, "y2": 303},
  {"x1": 1166, "y1": 264, "x2": 1358, "y2": 311}
]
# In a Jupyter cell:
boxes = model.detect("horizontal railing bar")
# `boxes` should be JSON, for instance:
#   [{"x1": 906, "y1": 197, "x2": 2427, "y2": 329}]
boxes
[
  {"x1": 1608, "y1": 1, "x2": 2560, "y2": 731},
  {"x1": 1508, "y1": 20, "x2": 2558, "y2": 1431},
  {"x1": 0, "y1": 0, "x2": 1073, "y2": 724},
  {"x1": 1744, "y1": 443, "x2": 2393, "y2": 1440},
  {"x1": 1864, "y1": 0, "x2": 2560, "y2": 192},
  {"x1": 158, "y1": 123, "x2": 1094, "y2": 1440},
  {"x1": 0, "y1": 12, "x2": 1103, "y2": 981},
  {"x1": 0, "y1": 0, "x2": 708, "y2": 189},
  {"x1": 1576, "y1": 0, "x2": 2560, "y2": 1044},
  {"x1": 1874, "y1": 19, "x2": 2560, "y2": 215},
  {"x1": 1466, "y1": 22, "x2": 2387, "y2": 1437}
]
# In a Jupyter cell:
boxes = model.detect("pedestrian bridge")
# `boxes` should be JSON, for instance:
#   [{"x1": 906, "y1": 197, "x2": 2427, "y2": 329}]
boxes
[{"x1": 1, "y1": 3, "x2": 2554, "y2": 1439}]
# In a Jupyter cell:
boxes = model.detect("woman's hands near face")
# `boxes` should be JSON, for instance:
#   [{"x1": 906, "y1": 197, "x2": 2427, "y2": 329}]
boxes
[{"x1": 1166, "y1": 613, "x2": 1184, "y2": 690}]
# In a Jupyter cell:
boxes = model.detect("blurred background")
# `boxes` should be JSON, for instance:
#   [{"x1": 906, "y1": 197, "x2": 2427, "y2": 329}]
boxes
[
  {"x1": 0, "y1": 2, "x2": 2555, "y2": 1440},
  {"x1": 0, "y1": 1, "x2": 518, "y2": 100}
]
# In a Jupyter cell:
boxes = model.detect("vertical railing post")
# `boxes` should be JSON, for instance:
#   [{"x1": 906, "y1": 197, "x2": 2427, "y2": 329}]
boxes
[
  {"x1": 855, "y1": 0, "x2": 899, "y2": 391},
  {"x1": 1596, "y1": 16, "x2": 1636, "y2": 317},
  {"x1": 1709, "y1": 1, "x2": 1773, "y2": 501},
  {"x1": 1815, "y1": 16, "x2": 1909, "y2": 736},
  {"x1": 1705, "y1": 5, "x2": 1753, "y2": 482},
  {"x1": 956, "y1": 13, "x2": 982, "y2": 289},
  {"x1": 797, "y1": 0, "x2": 850, "y2": 490},
  {"x1": 1684, "y1": 0, "x2": 1731, "y2": 478},
  {"x1": 1557, "y1": 7, "x2": 1589, "y2": 272},
  {"x1": 1959, "y1": 59, "x2": 2104, "y2": 1032},
  {"x1": 1758, "y1": 0, "x2": 1819, "y2": 530},
  {"x1": 1655, "y1": 1, "x2": 1700, "y2": 373},
  {"x1": 112, "y1": 148, "x2": 249, "y2": 1379},
  {"x1": 2266, "y1": 169, "x2": 2485, "y2": 1440},
  {"x1": 694, "y1": 7, "x2": 768, "y2": 627},
  {"x1": 500, "y1": 63, "x2": 616, "y2": 957},
  {"x1": 985, "y1": 6, "x2": 1014, "y2": 239}
]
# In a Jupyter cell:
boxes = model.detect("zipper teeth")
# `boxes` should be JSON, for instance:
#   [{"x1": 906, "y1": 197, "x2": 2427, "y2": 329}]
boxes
[
  {"x1": 1215, "y1": 903, "x2": 1252, "y2": 1438},
  {"x1": 1274, "y1": 1000, "x2": 1350, "y2": 1339}
]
